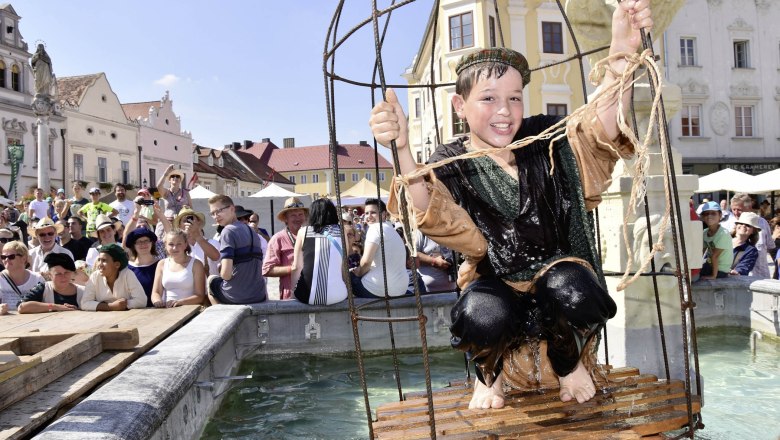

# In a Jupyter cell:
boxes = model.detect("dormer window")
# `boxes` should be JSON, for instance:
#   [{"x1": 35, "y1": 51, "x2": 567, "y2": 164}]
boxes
[
  {"x1": 207, "y1": 156, "x2": 213, "y2": 166},
  {"x1": 192, "y1": 152, "x2": 198, "y2": 163},
  {"x1": 218, "y1": 157, "x2": 224, "y2": 167}
]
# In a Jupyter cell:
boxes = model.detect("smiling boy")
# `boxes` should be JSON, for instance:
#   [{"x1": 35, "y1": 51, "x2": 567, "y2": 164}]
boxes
[{"x1": 370, "y1": 0, "x2": 653, "y2": 409}]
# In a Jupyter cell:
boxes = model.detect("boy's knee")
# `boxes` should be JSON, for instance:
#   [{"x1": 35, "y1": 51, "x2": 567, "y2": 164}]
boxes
[{"x1": 450, "y1": 280, "x2": 523, "y2": 349}]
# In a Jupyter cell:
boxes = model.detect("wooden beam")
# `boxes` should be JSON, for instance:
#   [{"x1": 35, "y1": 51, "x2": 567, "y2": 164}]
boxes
[{"x1": 3, "y1": 328, "x2": 140, "y2": 354}]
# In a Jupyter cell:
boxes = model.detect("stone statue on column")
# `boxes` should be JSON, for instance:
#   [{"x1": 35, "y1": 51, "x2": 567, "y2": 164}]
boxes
[{"x1": 31, "y1": 43, "x2": 54, "y2": 191}]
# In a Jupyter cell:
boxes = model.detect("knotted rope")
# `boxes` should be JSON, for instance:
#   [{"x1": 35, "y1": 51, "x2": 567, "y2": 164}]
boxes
[{"x1": 391, "y1": 48, "x2": 672, "y2": 291}]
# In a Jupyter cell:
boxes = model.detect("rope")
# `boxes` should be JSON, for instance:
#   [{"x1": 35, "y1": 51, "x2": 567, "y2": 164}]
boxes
[{"x1": 389, "y1": 49, "x2": 670, "y2": 292}]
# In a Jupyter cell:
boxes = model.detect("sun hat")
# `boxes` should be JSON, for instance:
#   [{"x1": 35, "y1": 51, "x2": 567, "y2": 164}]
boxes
[
  {"x1": 137, "y1": 188, "x2": 151, "y2": 197},
  {"x1": 174, "y1": 207, "x2": 206, "y2": 229},
  {"x1": 168, "y1": 169, "x2": 184, "y2": 179},
  {"x1": 44, "y1": 252, "x2": 76, "y2": 272},
  {"x1": 234, "y1": 205, "x2": 254, "y2": 219},
  {"x1": 57, "y1": 188, "x2": 65, "y2": 194},
  {"x1": 735, "y1": 212, "x2": 763, "y2": 232},
  {"x1": 98, "y1": 243, "x2": 129, "y2": 270},
  {"x1": 126, "y1": 227, "x2": 158, "y2": 250},
  {"x1": 28, "y1": 217, "x2": 64, "y2": 236},
  {"x1": 94, "y1": 214, "x2": 118, "y2": 232},
  {"x1": 88, "y1": 187, "x2": 101, "y2": 195},
  {"x1": 455, "y1": 47, "x2": 531, "y2": 88},
  {"x1": 276, "y1": 197, "x2": 309, "y2": 221},
  {"x1": 698, "y1": 201, "x2": 721, "y2": 214}
]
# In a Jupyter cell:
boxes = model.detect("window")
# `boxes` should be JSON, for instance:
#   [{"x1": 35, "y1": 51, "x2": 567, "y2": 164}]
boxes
[
  {"x1": 121, "y1": 160, "x2": 130, "y2": 184},
  {"x1": 352, "y1": 172, "x2": 359, "y2": 182},
  {"x1": 241, "y1": 191, "x2": 245, "y2": 196},
  {"x1": 452, "y1": 106, "x2": 469, "y2": 135},
  {"x1": 10, "y1": 64, "x2": 19, "y2": 92},
  {"x1": 98, "y1": 157, "x2": 107, "y2": 183},
  {"x1": 365, "y1": 172, "x2": 372, "y2": 181},
  {"x1": 547, "y1": 104, "x2": 567, "y2": 116},
  {"x1": 734, "y1": 40, "x2": 750, "y2": 68},
  {"x1": 449, "y1": 12, "x2": 473, "y2": 50},
  {"x1": 414, "y1": 97, "x2": 421, "y2": 118},
  {"x1": 542, "y1": 22, "x2": 563, "y2": 54},
  {"x1": 339, "y1": 173, "x2": 345, "y2": 182},
  {"x1": 300, "y1": 175, "x2": 307, "y2": 184},
  {"x1": 289, "y1": 175, "x2": 295, "y2": 183},
  {"x1": 680, "y1": 38, "x2": 696, "y2": 66},
  {"x1": 379, "y1": 172, "x2": 386, "y2": 181},
  {"x1": 489, "y1": 16, "x2": 496, "y2": 47},
  {"x1": 72, "y1": 154, "x2": 83, "y2": 181},
  {"x1": 149, "y1": 168, "x2": 157, "y2": 186},
  {"x1": 312, "y1": 174, "x2": 319, "y2": 183},
  {"x1": 734, "y1": 105, "x2": 754, "y2": 137},
  {"x1": 417, "y1": 151, "x2": 423, "y2": 163},
  {"x1": 0, "y1": 60, "x2": 5, "y2": 88},
  {"x1": 681, "y1": 105, "x2": 701, "y2": 137}
]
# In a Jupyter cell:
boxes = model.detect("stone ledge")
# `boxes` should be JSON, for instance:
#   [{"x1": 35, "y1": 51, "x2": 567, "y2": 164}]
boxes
[{"x1": 247, "y1": 292, "x2": 459, "y2": 315}]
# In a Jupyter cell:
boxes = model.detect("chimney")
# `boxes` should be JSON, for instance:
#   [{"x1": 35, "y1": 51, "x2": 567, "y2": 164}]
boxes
[
  {"x1": 223, "y1": 144, "x2": 232, "y2": 150},
  {"x1": 359, "y1": 140, "x2": 370, "y2": 146},
  {"x1": 232, "y1": 142, "x2": 240, "y2": 150},
  {"x1": 244, "y1": 140, "x2": 253, "y2": 149},
  {"x1": 261, "y1": 138, "x2": 271, "y2": 143},
  {"x1": 283, "y1": 137, "x2": 295, "y2": 148}
]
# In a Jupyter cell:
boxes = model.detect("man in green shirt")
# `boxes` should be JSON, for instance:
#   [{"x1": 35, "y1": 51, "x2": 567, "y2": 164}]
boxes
[{"x1": 78, "y1": 187, "x2": 118, "y2": 237}]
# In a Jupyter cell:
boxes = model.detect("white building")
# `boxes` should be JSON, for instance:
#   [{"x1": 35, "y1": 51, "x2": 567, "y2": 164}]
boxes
[
  {"x1": 665, "y1": 0, "x2": 780, "y2": 177},
  {"x1": 122, "y1": 91, "x2": 193, "y2": 189},
  {"x1": 0, "y1": 4, "x2": 65, "y2": 198},
  {"x1": 57, "y1": 73, "x2": 139, "y2": 191}
]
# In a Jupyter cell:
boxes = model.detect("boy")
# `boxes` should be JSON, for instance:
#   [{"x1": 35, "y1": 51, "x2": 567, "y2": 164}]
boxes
[
  {"x1": 699, "y1": 201, "x2": 733, "y2": 279},
  {"x1": 369, "y1": 1, "x2": 652, "y2": 409},
  {"x1": 206, "y1": 195, "x2": 267, "y2": 304}
]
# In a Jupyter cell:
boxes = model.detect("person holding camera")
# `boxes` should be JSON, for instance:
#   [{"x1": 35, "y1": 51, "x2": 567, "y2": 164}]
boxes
[{"x1": 414, "y1": 230, "x2": 457, "y2": 294}]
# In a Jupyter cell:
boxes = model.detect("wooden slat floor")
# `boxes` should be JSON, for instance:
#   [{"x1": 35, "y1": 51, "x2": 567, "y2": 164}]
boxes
[
  {"x1": 374, "y1": 367, "x2": 701, "y2": 439},
  {"x1": 0, "y1": 306, "x2": 200, "y2": 440}
]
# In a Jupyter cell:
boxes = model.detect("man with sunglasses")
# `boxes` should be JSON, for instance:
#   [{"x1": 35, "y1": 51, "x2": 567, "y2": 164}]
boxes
[{"x1": 27, "y1": 217, "x2": 74, "y2": 276}]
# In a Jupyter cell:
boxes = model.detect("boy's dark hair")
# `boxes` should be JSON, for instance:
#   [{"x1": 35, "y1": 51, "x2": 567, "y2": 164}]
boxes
[
  {"x1": 364, "y1": 198, "x2": 386, "y2": 213},
  {"x1": 456, "y1": 62, "x2": 513, "y2": 99},
  {"x1": 454, "y1": 48, "x2": 530, "y2": 99},
  {"x1": 309, "y1": 198, "x2": 339, "y2": 234}
]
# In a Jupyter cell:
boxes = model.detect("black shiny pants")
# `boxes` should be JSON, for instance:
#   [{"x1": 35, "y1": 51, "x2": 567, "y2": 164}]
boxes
[{"x1": 449, "y1": 261, "x2": 617, "y2": 386}]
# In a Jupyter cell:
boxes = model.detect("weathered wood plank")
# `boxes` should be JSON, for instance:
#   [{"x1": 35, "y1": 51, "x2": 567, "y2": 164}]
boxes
[
  {"x1": 2, "y1": 328, "x2": 140, "y2": 354},
  {"x1": 0, "y1": 351, "x2": 21, "y2": 375},
  {"x1": 0, "y1": 333, "x2": 102, "y2": 412}
]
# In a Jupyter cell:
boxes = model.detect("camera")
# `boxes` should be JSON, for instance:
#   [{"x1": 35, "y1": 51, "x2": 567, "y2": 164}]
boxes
[{"x1": 140, "y1": 199, "x2": 155, "y2": 206}]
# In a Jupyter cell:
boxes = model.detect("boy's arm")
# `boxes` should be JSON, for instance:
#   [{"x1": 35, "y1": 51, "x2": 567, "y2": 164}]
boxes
[
  {"x1": 369, "y1": 89, "x2": 430, "y2": 212},
  {"x1": 597, "y1": 0, "x2": 653, "y2": 139}
]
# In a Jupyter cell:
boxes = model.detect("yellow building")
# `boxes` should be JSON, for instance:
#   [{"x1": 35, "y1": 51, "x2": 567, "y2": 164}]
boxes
[{"x1": 404, "y1": 0, "x2": 587, "y2": 163}]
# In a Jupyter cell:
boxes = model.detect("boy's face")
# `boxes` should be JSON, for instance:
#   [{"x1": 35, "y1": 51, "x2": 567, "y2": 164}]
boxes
[{"x1": 451, "y1": 68, "x2": 525, "y2": 151}]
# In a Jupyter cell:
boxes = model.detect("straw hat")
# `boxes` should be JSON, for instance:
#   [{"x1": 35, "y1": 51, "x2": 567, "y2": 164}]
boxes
[
  {"x1": 276, "y1": 197, "x2": 309, "y2": 221},
  {"x1": 94, "y1": 214, "x2": 119, "y2": 232},
  {"x1": 174, "y1": 207, "x2": 206, "y2": 229},
  {"x1": 168, "y1": 169, "x2": 184, "y2": 179},
  {"x1": 735, "y1": 212, "x2": 763, "y2": 232},
  {"x1": 28, "y1": 217, "x2": 64, "y2": 236}
]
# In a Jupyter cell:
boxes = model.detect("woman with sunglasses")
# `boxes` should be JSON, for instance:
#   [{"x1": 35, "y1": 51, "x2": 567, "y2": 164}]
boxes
[
  {"x1": 18, "y1": 253, "x2": 83, "y2": 313},
  {"x1": 157, "y1": 164, "x2": 191, "y2": 215},
  {"x1": 0, "y1": 240, "x2": 44, "y2": 313}
]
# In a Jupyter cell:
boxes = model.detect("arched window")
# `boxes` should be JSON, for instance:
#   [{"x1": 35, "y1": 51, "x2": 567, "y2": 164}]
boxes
[
  {"x1": 11, "y1": 64, "x2": 20, "y2": 91},
  {"x1": 0, "y1": 61, "x2": 6, "y2": 88}
]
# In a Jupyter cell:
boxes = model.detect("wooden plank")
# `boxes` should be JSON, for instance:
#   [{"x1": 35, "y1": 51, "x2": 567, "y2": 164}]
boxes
[
  {"x1": 0, "y1": 306, "x2": 201, "y2": 439},
  {"x1": 0, "y1": 339, "x2": 19, "y2": 353},
  {"x1": 3, "y1": 328, "x2": 140, "y2": 354},
  {"x1": 0, "y1": 314, "x2": 51, "y2": 334},
  {"x1": 0, "y1": 333, "x2": 102, "y2": 412},
  {"x1": 2, "y1": 309, "x2": 146, "y2": 336},
  {"x1": 0, "y1": 352, "x2": 22, "y2": 375}
]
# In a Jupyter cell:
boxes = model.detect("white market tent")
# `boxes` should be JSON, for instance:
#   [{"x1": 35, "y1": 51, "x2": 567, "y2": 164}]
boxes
[
  {"x1": 695, "y1": 168, "x2": 756, "y2": 193},
  {"x1": 752, "y1": 168, "x2": 780, "y2": 193},
  {"x1": 189, "y1": 185, "x2": 217, "y2": 199},
  {"x1": 337, "y1": 178, "x2": 389, "y2": 206},
  {"x1": 249, "y1": 183, "x2": 302, "y2": 198}
]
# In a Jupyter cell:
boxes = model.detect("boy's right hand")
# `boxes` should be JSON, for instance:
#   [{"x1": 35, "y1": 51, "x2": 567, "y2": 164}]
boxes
[{"x1": 369, "y1": 89, "x2": 408, "y2": 150}]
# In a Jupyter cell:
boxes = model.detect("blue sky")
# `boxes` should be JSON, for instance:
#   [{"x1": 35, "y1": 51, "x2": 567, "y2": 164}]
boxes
[{"x1": 13, "y1": 1, "x2": 431, "y2": 149}]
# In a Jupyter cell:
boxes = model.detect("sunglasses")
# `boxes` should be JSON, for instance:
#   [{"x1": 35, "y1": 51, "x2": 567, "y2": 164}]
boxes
[
  {"x1": 183, "y1": 216, "x2": 196, "y2": 223},
  {"x1": 37, "y1": 231, "x2": 56, "y2": 237},
  {"x1": 1, "y1": 254, "x2": 22, "y2": 261},
  {"x1": 0, "y1": 237, "x2": 13, "y2": 243}
]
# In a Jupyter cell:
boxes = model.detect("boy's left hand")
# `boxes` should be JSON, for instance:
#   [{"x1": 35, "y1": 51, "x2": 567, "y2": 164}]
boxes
[{"x1": 611, "y1": 0, "x2": 653, "y2": 54}]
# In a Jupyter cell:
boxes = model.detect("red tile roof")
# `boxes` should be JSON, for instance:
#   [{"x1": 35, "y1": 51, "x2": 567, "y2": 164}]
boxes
[
  {"x1": 232, "y1": 150, "x2": 292, "y2": 185},
  {"x1": 56, "y1": 73, "x2": 102, "y2": 108},
  {"x1": 122, "y1": 101, "x2": 160, "y2": 121},
  {"x1": 192, "y1": 146, "x2": 291, "y2": 186},
  {"x1": 265, "y1": 143, "x2": 392, "y2": 172}
]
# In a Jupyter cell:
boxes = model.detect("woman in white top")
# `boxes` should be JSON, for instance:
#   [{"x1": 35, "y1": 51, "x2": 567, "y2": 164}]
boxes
[
  {"x1": 151, "y1": 230, "x2": 205, "y2": 308},
  {"x1": 0, "y1": 241, "x2": 44, "y2": 313}
]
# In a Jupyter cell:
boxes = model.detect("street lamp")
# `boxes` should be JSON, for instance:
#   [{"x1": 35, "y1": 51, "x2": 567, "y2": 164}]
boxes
[
  {"x1": 425, "y1": 137, "x2": 432, "y2": 159},
  {"x1": 142, "y1": 178, "x2": 148, "y2": 189},
  {"x1": 7, "y1": 142, "x2": 24, "y2": 201}
]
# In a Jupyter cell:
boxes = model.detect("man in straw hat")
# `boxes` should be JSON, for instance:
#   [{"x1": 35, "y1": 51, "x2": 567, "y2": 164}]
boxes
[
  {"x1": 157, "y1": 164, "x2": 192, "y2": 215},
  {"x1": 28, "y1": 217, "x2": 74, "y2": 275},
  {"x1": 262, "y1": 197, "x2": 308, "y2": 300}
]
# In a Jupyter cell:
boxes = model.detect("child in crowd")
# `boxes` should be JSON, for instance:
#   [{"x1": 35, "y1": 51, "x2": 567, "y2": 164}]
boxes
[
  {"x1": 699, "y1": 201, "x2": 733, "y2": 279},
  {"x1": 369, "y1": 0, "x2": 652, "y2": 410},
  {"x1": 151, "y1": 230, "x2": 205, "y2": 307},
  {"x1": 729, "y1": 212, "x2": 760, "y2": 276}
]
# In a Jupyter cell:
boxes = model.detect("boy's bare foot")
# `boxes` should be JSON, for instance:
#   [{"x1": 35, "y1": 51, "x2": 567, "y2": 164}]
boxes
[
  {"x1": 558, "y1": 360, "x2": 596, "y2": 403},
  {"x1": 469, "y1": 371, "x2": 505, "y2": 409}
]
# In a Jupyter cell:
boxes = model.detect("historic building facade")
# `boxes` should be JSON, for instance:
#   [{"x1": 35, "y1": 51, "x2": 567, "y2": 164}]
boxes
[
  {"x1": 0, "y1": 4, "x2": 65, "y2": 197},
  {"x1": 404, "y1": 0, "x2": 585, "y2": 163},
  {"x1": 122, "y1": 91, "x2": 193, "y2": 189},
  {"x1": 665, "y1": 0, "x2": 780, "y2": 176}
]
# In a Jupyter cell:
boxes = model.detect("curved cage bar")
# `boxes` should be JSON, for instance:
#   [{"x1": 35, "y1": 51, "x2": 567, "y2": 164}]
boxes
[{"x1": 322, "y1": 1, "x2": 702, "y2": 438}]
